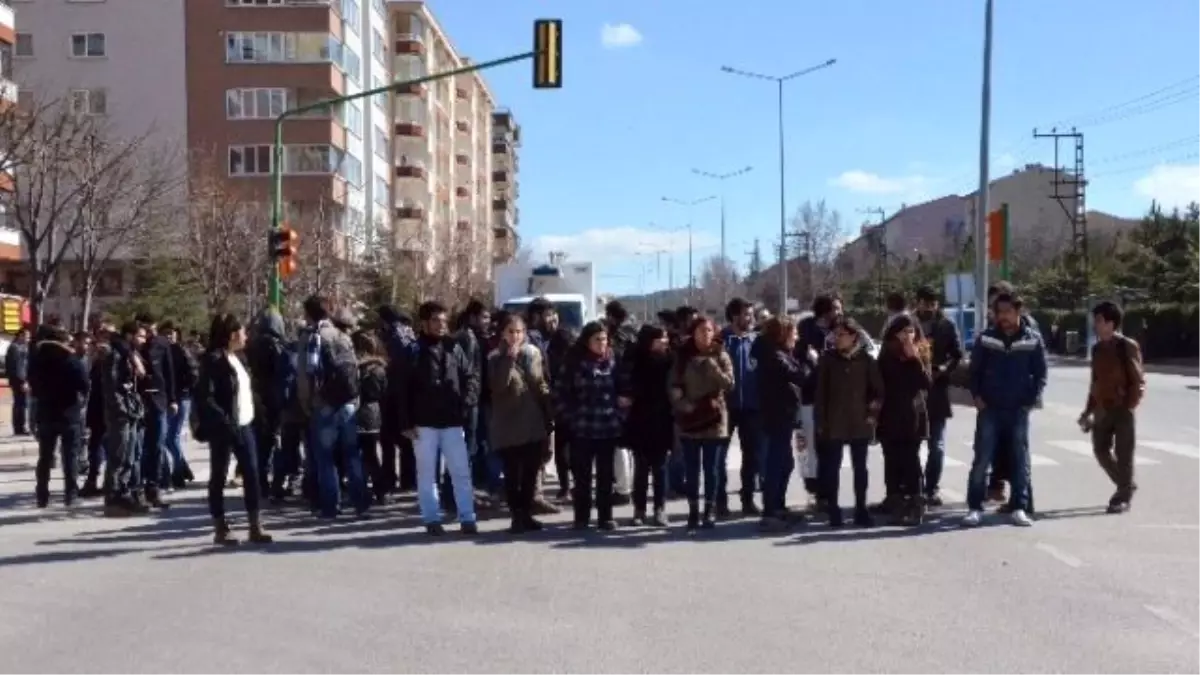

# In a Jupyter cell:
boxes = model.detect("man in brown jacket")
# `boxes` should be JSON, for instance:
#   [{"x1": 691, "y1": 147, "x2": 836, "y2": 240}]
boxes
[{"x1": 1078, "y1": 301, "x2": 1145, "y2": 514}]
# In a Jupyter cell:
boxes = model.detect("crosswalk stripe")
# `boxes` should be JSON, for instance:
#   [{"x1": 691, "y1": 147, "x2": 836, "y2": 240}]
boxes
[
  {"x1": 920, "y1": 447, "x2": 967, "y2": 468},
  {"x1": 957, "y1": 441, "x2": 1058, "y2": 466},
  {"x1": 1046, "y1": 439, "x2": 1161, "y2": 465},
  {"x1": 1140, "y1": 441, "x2": 1200, "y2": 460}
]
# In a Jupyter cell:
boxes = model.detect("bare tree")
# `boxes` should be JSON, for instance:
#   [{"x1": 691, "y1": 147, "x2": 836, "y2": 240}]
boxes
[
  {"x1": 282, "y1": 196, "x2": 343, "y2": 305},
  {"x1": 0, "y1": 97, "x2": 152, "y2": 322},
  {"x1": 698, "y1": 254, "x2": 742, "y2": 311},
  {"x1": 71, "y1": 140, "x2": 182, "y2": 330},
  {"x1": 788, "y1": 199, "x2": 848, "y2": 300}
]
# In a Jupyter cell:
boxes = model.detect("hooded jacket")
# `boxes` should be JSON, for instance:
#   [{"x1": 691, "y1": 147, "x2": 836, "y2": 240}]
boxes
[
  {"x1": 969, "y1": 322, "x2": 1047, "y2": 411},
  {"x1": 103, "y1": 336, "x2": 144, "y2": 423},
  {"x1": 355, "y1": 356, "x2": 388, "y2": 433},
  {"x1": 814, "y1": 340, "x2": 883, "y2": 442},
  {"x1": 248, "y1": 308, "x2": 291, "y2": 417},
  {"x1": 29, "y1": 340, "x2": 89, "y2": 421}
]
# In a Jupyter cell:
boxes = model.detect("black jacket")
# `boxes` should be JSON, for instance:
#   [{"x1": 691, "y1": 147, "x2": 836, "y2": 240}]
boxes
[
  {"x1": 397, "y1": 335, "x2": 480, "y2": 431},
  {"x1": 619, "y1": 348, "x2": 674, "y2": 453},
  {"x1": 4, "y1": 341, "x2": 28, "y2": 383},
  {"x1": 916, "y1": 311, "x2": 963, "y2": 420},
  {"x1": 139, "y1": 334, "x2": 177, "y2": 409},
  {"x1": 169, "y1": 342, "x2": 198, "y2": 401},
  {"x1": 28, "y1": 340, "x2": 89, "y2": 422},
  {"x1": 796, "y1": 316, "x2": 831, "y2": 405},
  {"x1": 356, "y1": 357, "x2": 387, "y2": 434},
  {"x1": 195, "y1": 349, "x2": 246, "y2": 443},
  {"x1": 455, "y1": 326, "x2": 487, "y2": 406},
  {"x1": 87, "y1": 346, "x2": 108, "y2": 429},
  {"x1": 757, "y1": 343, "x2": 808, "y2": 432},
  {"x1": 103, "y1": 337, "x2": 144, "y2": 422}
]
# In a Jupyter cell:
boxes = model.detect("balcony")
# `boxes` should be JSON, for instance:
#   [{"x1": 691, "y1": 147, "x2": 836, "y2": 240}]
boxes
[
  {"x1": 395, "y1": 122, "x2": 425, "y2": 138},
  {"x1": 455, "y1": 120, "x2": 470, "y2": 134},
  {"x1": 491, "y1": 170, "x2": 508, "y2": 185},
  {"x1": 456, "y1": 218, "x2": 470, "y2": 230},
  {"x1": 454, "y1": 153, "x2": 469, "y2": 167},
  {"x1": 493, "y1": 197, "x2": 509, "y2": 211},
  {"x1": 455, "y1": 87, "x2": 469, "y2": 101},
  {"x1": 395, "y1": 205, "x2": 425, "y2": 220},
  {"x1": 395, "y1": 163, "x2": 427, "y2": 180},
  {"x1": 455, "y1": 186, "x2": 469, "y2": 198},
  {"x1": 394, "y1": 34, "x2": 425, "y2": 56},
  {"x1": 394, "y1": 82, "x2": 427, "y2": 98}
]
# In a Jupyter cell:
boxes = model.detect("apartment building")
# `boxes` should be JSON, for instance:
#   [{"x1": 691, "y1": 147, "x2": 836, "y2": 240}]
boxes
[
  {"x1": 389, "y1": 1, "x2": 495, "y2": 283},
  {"x1": 0, "y1": 0, "x2": 18, "y2": 262},
  {"x1": 491, "y1": 108, "x2": 519, "y2": 264}
]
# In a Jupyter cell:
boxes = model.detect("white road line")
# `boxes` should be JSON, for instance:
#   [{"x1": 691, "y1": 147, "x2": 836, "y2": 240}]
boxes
[
  {"x1": 1034, "y1": 542, "x2": 1083, "y2": 569},
  {"x1": 1046, "y1": 439, "x2": 1161, "y2": 465},
  {"x1": 1140, "y1": 441, "x2": 1200, "y2": 460},
  {"x1": 1144, "y1": 604, "x2": 1200, "y2": 639}
]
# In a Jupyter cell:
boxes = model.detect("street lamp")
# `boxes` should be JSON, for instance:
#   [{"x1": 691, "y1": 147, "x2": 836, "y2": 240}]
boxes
[
  {"x1": 662, "y1": 195, "x2": 717, "y2": 306},
  {"x1": 720, "y1": 58, "x2": 836, "y2": 315},
  {"x1": 692, "y1": 166, "x2": 753, "y2": 308}
]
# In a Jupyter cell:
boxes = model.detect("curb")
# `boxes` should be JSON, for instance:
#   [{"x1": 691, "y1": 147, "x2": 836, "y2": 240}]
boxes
[{"x1": 1049, "y1": 356, "x2": 1199, "y2": 377}]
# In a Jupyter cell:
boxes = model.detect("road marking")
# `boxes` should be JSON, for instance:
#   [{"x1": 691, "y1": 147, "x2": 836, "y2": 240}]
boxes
[
  {"x1": 957, "y1": 442, "x2": 1057, "y2": 466},
  {"x1": 1144, "y1": 604, "x2": 1200, "y2": 639},
  {"x1": 1140, "y1": 441, "x2": 1200, "y2": 460},
  {"x1": 920, "y1": 448, "x2": 967, "y2": 468},
  {"x1": 1046, "y1": 439, "x2": 1161, "y2": 465},
  {"x1": 1034, "y1": 542, "x2": 1083, "y2": 569}
]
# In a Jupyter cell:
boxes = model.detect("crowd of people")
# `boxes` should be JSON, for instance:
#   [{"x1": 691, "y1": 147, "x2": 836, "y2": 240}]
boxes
[{"x1": 5, "y1": 279, "x2": 1146, "y2": 545}]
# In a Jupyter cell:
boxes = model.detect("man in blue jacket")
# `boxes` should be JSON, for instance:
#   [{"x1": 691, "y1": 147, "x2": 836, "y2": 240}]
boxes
[
  {"x1": 721, "y1": 297, "x2": 762, "y2": 516},
  {"x1": 964, "y1": 292, "x2": 1046, "y2": 528}
]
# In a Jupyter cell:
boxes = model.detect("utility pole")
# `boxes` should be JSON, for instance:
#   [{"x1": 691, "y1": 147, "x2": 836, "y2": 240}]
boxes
[
  {"x1": 721, "y1": 58, "x2": 837, "y2": 316},
  {"x1": 1033, "y1": 127, "x2": 1089, "y2": 299},
  {"x1": 973, "y1": 0, "x2": 996, "y2": 335},
  {"x1": 693, "y1": 166, "x2": 753, "y2": 308},
  {"x1": 860, "y1": 207, "x2": 888, "y2": 307},
  {"x1": 662, "y1": 195, "x2": 716, "y2": 307}
]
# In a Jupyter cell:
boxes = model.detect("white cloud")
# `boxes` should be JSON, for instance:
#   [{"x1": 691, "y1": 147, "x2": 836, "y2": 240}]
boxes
[
  {"x1": 531, "y1": 226, "x2": 716, "y2": 264},
  {"x1": 829, "y1": 170, "x2": 931, "y2": 198},
  {"x1": 1133, "y1": 164, "x2": 1200, "y2": 208},
  {"x1": 600, "y1": 23, "x2": 642, "y2": 49}
]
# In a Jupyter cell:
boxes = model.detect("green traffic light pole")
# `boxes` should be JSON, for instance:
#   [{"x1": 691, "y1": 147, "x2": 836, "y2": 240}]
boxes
[{"x1": 268, "y1": 50, "x2": 538, "y2": 309}]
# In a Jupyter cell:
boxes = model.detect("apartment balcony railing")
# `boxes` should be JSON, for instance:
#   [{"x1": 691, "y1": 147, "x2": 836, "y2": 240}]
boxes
[{"x1": 394, "y1": 33, "x2": 424, "y2": 56}]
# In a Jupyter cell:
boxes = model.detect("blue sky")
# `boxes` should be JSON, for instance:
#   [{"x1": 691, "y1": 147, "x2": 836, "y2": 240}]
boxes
[{"x1": 428, "y1": 0, "x2": 1200, "y2": 295}]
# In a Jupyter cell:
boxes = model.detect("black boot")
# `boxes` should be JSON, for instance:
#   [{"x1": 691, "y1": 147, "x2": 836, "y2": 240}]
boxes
[
  {"x1": 213, "y1": 519, "x2": 239, "y2": 546},
  {"x1": 686, "y1": 502, "x2": 700, "y2": 530},
  {"x1": 701, "y1": 502, "x2": 716, "y2": 529},
  {"x1": 145, "y1": 487, "x2": 171, "y2": 510},
  {"x1": 247, "y1": 512, "x2": 274, "y2": 543}
]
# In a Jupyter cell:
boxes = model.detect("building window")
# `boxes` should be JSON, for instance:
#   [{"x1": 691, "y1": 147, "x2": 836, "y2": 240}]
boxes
[
  {"x1": 345, "y1": 101, "x2": 363, "y2": 138},
  {"x1": 342, "y1": 44, "x2": 361, "y2": 85},
  {"x1": 224, "y1": 32, "x2": 339, "y2": 64},
  {"x1": 0, "y1": 45, "x2": 11, "y2": 80},
  {"x1": 70, "y1": 33, "x2": 107, "y2": 58},
  {"x1": 371, "y1": 73, "x2": 387, "y2": 114},
  {"x1": 374, "y1": 177, "x2": 388, "y2": 206},
  {"x1": 14, "y1": 33, "x2": 33, "y2": 58},
  {"x1": 374, "y1": 126, "x2": 388, "y2": 160},
  {"x1": 341, "y1": 0, "x2": 361, "y2": 36},
  {"x1": 69, "y1": 89, "x2": 108, "y2": 116},
  {"x1": 339, "y1": 153, "x2": 363, "y2": 186},
  {"x1": 228, "y1": 144, "x2": 273, "y2": 176},
  {"x1": 226, "y1": 87, "x2": 290, "y2": 120},
  {"x1": 372, "y1": 0, "x2": 385, "y2": 16},
  {"x1": 372, "y1": 28, "x2": 386, "y2": 63},
  {"x1": 285, "y1": 145, "x2": 333, "y2": 174}
]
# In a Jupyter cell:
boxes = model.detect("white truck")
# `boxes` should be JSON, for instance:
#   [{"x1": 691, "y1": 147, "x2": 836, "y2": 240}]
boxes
[{"x1": 493, "y1": 261, "x2": 597, "y2": 331}]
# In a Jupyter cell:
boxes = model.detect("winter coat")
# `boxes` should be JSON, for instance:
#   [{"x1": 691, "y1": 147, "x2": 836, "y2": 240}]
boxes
[
  {"x1": 796, "y1": 316, "x2": 831, "y2": 405},
  {"x1": 102, "y1": 337, "x2": 144, "y2": 423},
  {"x1": 4, "y1": 341, "x2": 28, "y2": 383},
  {"x1": 139, "y1": 333, "x2": 177, "y2": 410},
  {"x1": 668, "y1": 341, "x2": 735, "y2": 440},
  {"x1": 875, "y1": 346, "x2": 932, "y2": 442},
  {"x1": 721, "y1": 327, "x2": 760, "y2": 412},
  {"x1": 916, "y1": 311, "x2": 963, "y2": 420},
  {"x1": 814, "y1": 343, "x2": 883, "y2": 442},
  {"x1": 195, "y1": 349, "x2": 247, "y2": 443},
  {"x1": 756, "y1": 343, "x2": 808, "y2": 432},
  {"x1": 248, "y1": 308, "x2": 290, "y2": 417},
  {"x1": 969, "y1": 324, "x2": 1047, "y2": 410},
  {"x1": 86, "y1": 344, "x2": 109, "y2": 430},
  {"x1": 487, "y1": 343, "x2": 552, "y2": 450},
  {"x1": 554, "y1": 351, "x2": 626, "y2": 441},
  {"x1": 28, "y1": 340, "x2": 89, "y2": 422},
  {"x1": 620, "y1": 347, "x2": 675, "y2": 454},
  {"x1": 355, "y1": 357, "x2": 388, "y2": 434},
  {"x1": 396, "y1": 334, "x2": 479, "y2": 431}
]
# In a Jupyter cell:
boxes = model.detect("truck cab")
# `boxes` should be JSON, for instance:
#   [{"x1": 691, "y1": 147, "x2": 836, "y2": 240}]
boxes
[{"x1": 494, "y1": 262, "x2": 597, "y2": 331}]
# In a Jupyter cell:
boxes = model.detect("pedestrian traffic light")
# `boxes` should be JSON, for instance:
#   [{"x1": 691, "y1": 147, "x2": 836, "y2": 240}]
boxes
[
  {"x1": 987, "y1": 207, "x2": 1006, "y2": 262},
  {"x1": 533, "y1": 19, "x2": 562, "y2": 89},
  {"x1": 270, "y1": 227, "x2": 299, "y2": 278}
]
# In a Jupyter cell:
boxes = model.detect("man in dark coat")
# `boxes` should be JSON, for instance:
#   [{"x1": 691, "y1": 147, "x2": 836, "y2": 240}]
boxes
[
  {"x1": 915, "y1": 286, "x2": 963, "y2": 506},
  {"x1": 135, "y1": 313, "x2": 176, "y2": 508},
  {"x1": 378, "y1": 304, "x2": 416, "y2": 493},
  {"x1": 5, "y1": 326, "x2": 30, "y2": 436},
  {"x1": 29, "y1": 326, "x2": 89, "y2": 507}
]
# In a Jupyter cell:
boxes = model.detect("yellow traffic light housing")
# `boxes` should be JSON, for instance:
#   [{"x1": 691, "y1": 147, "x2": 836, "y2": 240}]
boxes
[
  {"x1": 270, "y1": 226, "x2": 299, "y2": 278},
  {"x1": 533, "y1": 19, "x2": 562, "y2": 89}
]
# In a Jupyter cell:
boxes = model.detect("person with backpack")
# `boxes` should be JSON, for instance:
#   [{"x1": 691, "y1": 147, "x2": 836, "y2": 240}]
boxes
[
  {"x1": 397, "y1": 301, "x2": 481, "y2": 535},
  {"x1": 162, "y1": 322, "x2": 198, "y2": 490},
  {"x1": 247, "y1": 308, "x2": 291, "y2": 498},
  {"x1": 296, "y1": 297, "x2": 369, "y2": 520},
  {"x1": 1078, "y1": 301, "x2": 1145, "y2": 514}
]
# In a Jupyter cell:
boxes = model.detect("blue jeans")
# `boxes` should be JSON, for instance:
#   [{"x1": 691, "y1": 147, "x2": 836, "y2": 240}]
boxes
[
  {"x1": 165, "y1": 398, "x2": 193, "y2": 482},
  {"x1": 104, "y1": 418, "x2": 140, "y2": 501},
  {"x1": 413, "y1": 426, "x2": 475, "y2": 524},
  {"x1": 311, "y1": 403, "x2": 369, "y2": 518},
  {"x1": 923, "y1": 416, "x2": 947, "y2": 494},
  {"x1": 761, "y1": 427, "x2": 796, "y2": 515},
  {"x1": 680, "y1": 437, "x2": 729, "y2": 505},
  {"x1": 140, "y1": 404, "x2": 167, "y2": 490},
  {"x1": 967, "y1": 407, "x2": 1031, "y2": 511}
]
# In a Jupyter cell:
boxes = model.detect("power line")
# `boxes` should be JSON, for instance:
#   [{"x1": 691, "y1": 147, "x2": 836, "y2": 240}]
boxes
[
  {"x1": 1089, "y1": 151, "x2": 1199, "y2": 179},
  {"x1": 1069, "y1": 87, "x2": 1200, "y2": 129},
  {"x1": 1044, "y1": 75, "x2": 1199, "y2": 129},
  {"x1": 1090, "y1": 135, "x2": 1200, "y2": 166}
]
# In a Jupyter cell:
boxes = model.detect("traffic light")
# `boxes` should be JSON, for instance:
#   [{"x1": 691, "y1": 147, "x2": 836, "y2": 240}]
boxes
[
  {"x1": 270, "y1": 227, "x2": 299, "y2": 278},
  {"x1": 533, "y1": 19, "x2": 562, "y2": 89},
  {"x1": 987, "y1": 207, "x2": 1006, "y2": 262}
]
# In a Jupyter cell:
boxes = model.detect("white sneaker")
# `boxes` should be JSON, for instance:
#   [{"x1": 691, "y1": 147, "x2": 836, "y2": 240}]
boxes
[
  {"x1": 961, "y1": 510, "x2": 983, "y2": 527},
  {"x1": 1010, "y1": 509, "x2": 1033, "y2": 527}
]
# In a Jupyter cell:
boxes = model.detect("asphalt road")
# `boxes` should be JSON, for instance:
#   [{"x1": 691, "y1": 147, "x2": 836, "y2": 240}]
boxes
[{"x1": 0, "y1": 367, "x2": 1196, "y2": 674}]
